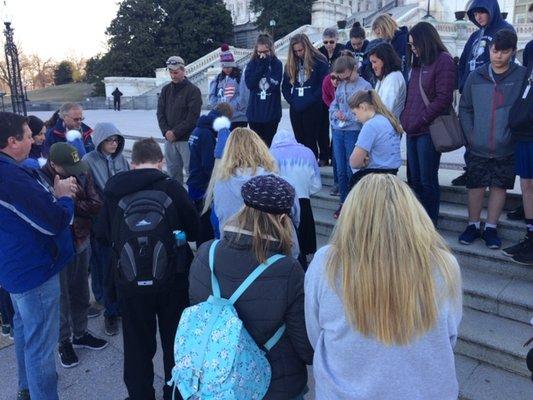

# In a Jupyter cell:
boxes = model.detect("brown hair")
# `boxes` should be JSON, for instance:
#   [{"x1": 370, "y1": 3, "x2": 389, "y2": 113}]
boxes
[
  {"x1": 332, "y1": 51, "x2": 357, "y2": 74},
  {"x1": 214, "y1": 102, "x2": 233, "y2": 119},
  {"x1": 348, "y1": 90, "x2": 403, "y2": 134},
  {"x1": 131, "y1": 138, "x2": 163, "y2": 165},
  {"x1": 252, "y1": 33, "x2": 276, "y2": 60}
]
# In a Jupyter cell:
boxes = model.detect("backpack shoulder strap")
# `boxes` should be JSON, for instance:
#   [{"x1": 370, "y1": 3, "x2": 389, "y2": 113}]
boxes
[
  {"x1": 228, "y1": 254, "x2": 285, "y2": 305},
  {"x1": 208, "y1": 239, "x2": 222, "y2": 298}
]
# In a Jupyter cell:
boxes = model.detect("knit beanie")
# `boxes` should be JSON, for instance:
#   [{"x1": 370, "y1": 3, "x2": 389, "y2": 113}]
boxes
[
  {"x1": 27, "y1": 115, "x2": 44, "y2": 137},
  {"x1": 220, "y1": 44, "x2": 237, "y2": 68},
  {"x1": 241, "y1": 175, "x2": 295, "y2": 215}
]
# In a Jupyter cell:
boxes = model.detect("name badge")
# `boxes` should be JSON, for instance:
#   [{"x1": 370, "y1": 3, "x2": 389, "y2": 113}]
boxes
[
  {"x1": 523, "y1": 84, "x2": 531, "y2": 99},
  {"x1": 260, "y1": 90, "x2": 267, "y2": 100},
  {"x1": 298, "y1": 87, "x2": 305, "y2": 97},
  {"x1": 469, "y1": 59, "x2": 476, "y2": 71}
]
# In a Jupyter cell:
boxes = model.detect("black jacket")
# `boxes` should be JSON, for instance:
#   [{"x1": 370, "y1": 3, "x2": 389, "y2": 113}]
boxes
[
  {"x1": 95, "y1": 168, "x2": 200, "y2": 292},
  {"x1": 157, "y1": 78, "x2": 202, "y2": 141},
  {"x1": 318, "y1": 43, "x2": 345, "y2": 70},
  {"x1": 189, "y1": 231, "x2": 313, "y2": 399}
]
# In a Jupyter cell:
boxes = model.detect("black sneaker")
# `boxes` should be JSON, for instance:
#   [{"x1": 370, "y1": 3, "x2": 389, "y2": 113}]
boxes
[
  {"x1": 507, "y1": 205, "x2": 525, "y2": 221},
  {"x1": 482, "y1": 227, "x2": 502, "y2": 249},
  {"x1": 502, "y1": 234, "x2": 532, "y2": 257},
  {"x1": 58, "y1": 340, "x2": 79, "y2": 368},
  {"x1": 512, "y1": 240, "x2": 533, "y2": 266},
  {"x1": 72, "y1": 332, "x2": 108, "y2": 350},
  {"x1": 451, "y1": 172, "x2": 467, "y2": 186},
  {"x1": 104, "y1": 316, "x2": 119, "y2": 336},
  {"x1": 16, "y1": 389, "x2": 31, "y2": 400},
  {"x1": 459, "y1": 224, "x2": 481, "y2": 245},
  {"x1": 1, "y1": 324, "x2": 10, "y2": 337},
  {"x1": 87, "y1": 304, "x2": 103, "y2": 319}
]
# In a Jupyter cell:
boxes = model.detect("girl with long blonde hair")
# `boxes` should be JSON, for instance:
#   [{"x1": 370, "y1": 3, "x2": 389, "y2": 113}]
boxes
[
  {"x1": 189, "y1": 174, "x2": 313, "y2": 399},
  {"x1": 305, "y1": 173, "x2": 462, "y2": 400},
  {"x1": 281, "y1": 33, "x2": 329, "y2": 159}
]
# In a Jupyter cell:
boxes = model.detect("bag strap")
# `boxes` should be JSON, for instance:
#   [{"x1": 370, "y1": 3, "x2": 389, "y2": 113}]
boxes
[
  {"x1": 208, "y1": 239, "x2": 222, "y2": 298},
  {"x1": 418, "y1": 67, "x2": 430, "y2": 107},
  {"x1": 264, "y1": 324, "x2": 286, "y2": 351}
]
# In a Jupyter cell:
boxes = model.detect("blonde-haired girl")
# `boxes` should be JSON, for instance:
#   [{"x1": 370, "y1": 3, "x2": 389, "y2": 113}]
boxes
[
  {"x1": 370, "y1": 13, "x2": 409, "y2": 79},
  {"x1": 348, "y1": 89, "x2": 402, "y2": 187},
  {"x1": 305, "y1": 173, "x2": 462, "y2": 400}
]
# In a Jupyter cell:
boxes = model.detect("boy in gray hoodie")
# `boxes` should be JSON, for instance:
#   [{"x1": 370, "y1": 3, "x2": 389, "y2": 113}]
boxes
[
  {"x1": 83, "y1": 123, "x2": 130, "y2": 335},
  {"x1": 458, "y1": 30, "x2": 526, "y2": 249}
]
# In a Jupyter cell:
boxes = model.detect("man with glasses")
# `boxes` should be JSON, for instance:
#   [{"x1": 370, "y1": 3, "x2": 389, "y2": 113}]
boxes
[
  {"x1": 157, "y1": 56, "x2": 202, "y2": 184},
  {"x1": 45, "y1": 102, "x2": 94, "y2": 155}
]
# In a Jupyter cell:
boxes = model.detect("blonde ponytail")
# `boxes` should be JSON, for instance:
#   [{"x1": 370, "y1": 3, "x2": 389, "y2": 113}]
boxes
[{"x1": 349, "y1": 90, "x2": 403, "y2": 134}]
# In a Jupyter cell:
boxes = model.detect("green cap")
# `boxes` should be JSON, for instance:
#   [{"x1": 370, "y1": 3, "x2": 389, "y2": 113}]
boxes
[{"x1": 49, "y1": 142, "x2": 88, "y2": 176}]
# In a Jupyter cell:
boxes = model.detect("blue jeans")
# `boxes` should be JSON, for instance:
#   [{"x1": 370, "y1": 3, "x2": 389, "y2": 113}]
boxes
[
  {"x1": 90, "y1": 239, "x2": 119, "y2": 317},
  {"x1": 332, "y1": 129, "x2": 359, "y2": 202},
  {"x1": 406, "y1": 133, "x2": 441, "y2": 224},
  {"x1": 11, "y1": 274, "x2": 60, "y2": 399}
]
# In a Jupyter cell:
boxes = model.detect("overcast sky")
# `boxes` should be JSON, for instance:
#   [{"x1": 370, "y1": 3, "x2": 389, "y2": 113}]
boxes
[{"x1": 2, "y1": 0, "x2": 120, "y2": 60}]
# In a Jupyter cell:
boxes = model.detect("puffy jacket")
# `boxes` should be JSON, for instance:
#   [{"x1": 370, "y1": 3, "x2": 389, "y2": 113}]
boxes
[
  {"x1": 45, "y1": 117, "x2": 94, "y2": 155},
  {"x1": 282, "y1": 56, "x2": 329, "y2": 113},
  {"x1": 40, "y1": 163, "x2": 102, "y2": 250},
  {"x1": 458, "y1": 0, "x2": 515, "y2": 92},
  {"x1": 208, "y1": 70, "x2": 249, "y2": 123},
  {"x1": 0, "y1": 152, "x2": 74, "y2": 294},
  {"x1": 82, "y1": 123, "x2": 130, "y2": 195},
  {"x1": 157, "y1": 78, "x2": 202, "y2": 141},
  {"x1": 245, "y1": 56, "x2": 283, "y2": 123},
  {"x1": 187, "y1": 110, "x2": 219, "y2": 194},
  {"x1": 400, "y1": 52, "x2": 456, "y2": 137},
  {"x1": 189, "y1": 232, "x2": 314, "y2": 400},
  {"x1": 318, "y1": 43, "x2": 345, "y2": 69},
  {"x1": 459, "y1": 62, "x2": 527, "y2": 157}
]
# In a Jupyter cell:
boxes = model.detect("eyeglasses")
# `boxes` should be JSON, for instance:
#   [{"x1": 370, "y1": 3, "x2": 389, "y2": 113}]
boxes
[
  {"x1": 104, "y1": 136, "x2": 119, "y2": 143},
  {"x1": 330, "y1": 75, "x2": 340, "y2": 81},
  {"x1": 323, "y1": 40, "x2": 336, "y2": 45},
  {"x1": 257, "y1": 49, "x2": 270, "y2": 55}
]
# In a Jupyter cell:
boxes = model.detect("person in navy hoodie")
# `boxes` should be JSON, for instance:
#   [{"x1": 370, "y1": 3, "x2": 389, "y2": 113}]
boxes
[
  {"x1": 458, "y1": 0, "x2": 515, "y2": 93},
  {"x1": 282, "y1": 33, "x2": 329, "y2": 158},
  {"x1": 0, "y1": 112, "x2": 76, "y2": 400},
  {"x1": 45, "y1": 102, "x2": 94, "y2": 155},
  {"x1": 21, "y1": 115, "x2": 47, "y2": 170},
  {"x1": 345, "y1": 22, "x2": 369, "y2": 63},
  {"x1": 245, "y1": 34, "x2": 283, "y2": 147}
]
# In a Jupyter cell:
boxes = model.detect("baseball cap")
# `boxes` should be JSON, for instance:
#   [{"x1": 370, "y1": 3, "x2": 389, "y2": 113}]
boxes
[
  {"x1": 49, "y1": 142, "x2": 88, "y2": 176},
  {"x1": 166, "y1": 56, "x2": 185, "y2": 70}
]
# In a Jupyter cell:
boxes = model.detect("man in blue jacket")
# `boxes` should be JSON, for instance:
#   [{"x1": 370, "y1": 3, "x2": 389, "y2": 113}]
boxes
[{"x1": 0, "y1": 112, "x2": 76, "y2": 400}]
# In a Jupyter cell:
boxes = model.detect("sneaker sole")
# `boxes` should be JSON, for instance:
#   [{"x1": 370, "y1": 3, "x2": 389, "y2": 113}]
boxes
[
  {"x1": 104, "y1": 329, "x2": 118, "y2": 336},
  {"x1": 59, "y1": 358, "x2": 79, "y2": 368},
  {"x1": 72, "y1": 342, "x2": 109, "y2": 351},
  {"x1": 485, "y1": 244, "x2": 501, "y2": 249},
  {"x1": 501, "y1": 250, "x2": 515, "y2": 257},
  {"x1": 511, "y1": 257, "x2": 533, "y2": 266},
  {"x1": 459, "y1": 239, "x2": 476, "y2": 245}
]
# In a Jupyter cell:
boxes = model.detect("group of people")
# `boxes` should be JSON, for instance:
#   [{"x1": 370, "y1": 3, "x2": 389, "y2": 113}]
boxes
[{"x1": 0, "y1": 1, "x2": 532, "y2": 399}]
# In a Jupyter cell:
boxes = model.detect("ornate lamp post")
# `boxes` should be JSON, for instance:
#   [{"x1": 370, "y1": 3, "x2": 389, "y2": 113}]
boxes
[{"x1": 2, "y1": 2, "x2": 26, "y2": 115}]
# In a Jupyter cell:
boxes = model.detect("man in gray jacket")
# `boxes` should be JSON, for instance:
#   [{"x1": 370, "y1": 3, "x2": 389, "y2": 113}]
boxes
[
  {"x1": 157, "y1": 56, "x2": 202, "y2": 184},
  {"x1": 83, "y1": 122, "x2": 129, "y2": 335},
  {"x1": 458, "y1": 29, "x2": 526, "y2": 249}
]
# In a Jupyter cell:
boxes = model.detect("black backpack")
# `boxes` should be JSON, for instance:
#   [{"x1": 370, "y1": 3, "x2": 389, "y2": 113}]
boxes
[{"x1": 111, "y1": 182, "x2": 191, "y2": 291}]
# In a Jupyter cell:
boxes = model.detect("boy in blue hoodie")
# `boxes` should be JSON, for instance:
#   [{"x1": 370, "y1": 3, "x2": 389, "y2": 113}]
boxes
[{"x1": 187, "y1": 103, "x2": 232, "y2": 244}]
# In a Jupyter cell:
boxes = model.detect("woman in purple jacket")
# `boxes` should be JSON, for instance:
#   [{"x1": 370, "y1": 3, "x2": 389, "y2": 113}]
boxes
[{"x1": 400, "y1": 22, "x2": 456, "y2": 225}]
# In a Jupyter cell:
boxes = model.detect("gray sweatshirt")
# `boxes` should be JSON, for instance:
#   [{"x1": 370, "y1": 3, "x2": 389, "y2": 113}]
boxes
[{"x1": 304, "y1": 245, "x2": 463, "y2": 400}]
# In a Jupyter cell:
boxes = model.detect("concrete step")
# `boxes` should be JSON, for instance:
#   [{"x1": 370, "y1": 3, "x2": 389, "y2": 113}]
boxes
[
  {"x1": 318, "y1": 166, "x2": 523, "y2": 211},
  {"x1": 456, "y1": 355, "x2": 533, "y2": 400},
  {"x1": 312, "y1": 207, "x2": 533, "y2": 282},
  {"x1": 311, "y1": 190, "x2": 527, "y2": 243},
  {"x1": 456, "y1": 308, "x2": 531, "y2": 377}
]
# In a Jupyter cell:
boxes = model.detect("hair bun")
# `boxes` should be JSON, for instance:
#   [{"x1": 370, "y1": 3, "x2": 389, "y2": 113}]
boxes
[
  {"x1": 354, "y1": 21, "x2": 361, "y2": 27},
  {"x1": 220, "y1": 43, "x2": 230, "y2": 51}
]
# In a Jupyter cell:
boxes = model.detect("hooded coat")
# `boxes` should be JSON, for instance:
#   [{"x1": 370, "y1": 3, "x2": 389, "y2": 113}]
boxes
[
  {"x1": 82, "y1": 123, "x2": 130, "y2": 195},
  {"x1": 458, "y1": 0, "x2": 515, "y2": 92}
]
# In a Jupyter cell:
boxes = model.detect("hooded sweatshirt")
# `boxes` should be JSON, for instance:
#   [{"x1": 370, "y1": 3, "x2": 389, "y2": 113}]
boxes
[
  {"x1": 458, "y1": 0, "x2": 515, "y2": 92},
  {"x1": 82, "y1": 122, "x2": 130, "y2": 195},
  {"x1": 270, "y1": 130, "x2": 322, "y2": 199},
  {"x1": 208, "y1": 70, "x2": 249, "y2": 123},
  {"x1": 459, "y1": 62, "x2": 527, "y2": 158},
  {"x1": 245, "y1": 56, "x2": 283, "y2": 123},
  {"x1": 329, "y1": 76, "x2": 372, "y2": 131}
]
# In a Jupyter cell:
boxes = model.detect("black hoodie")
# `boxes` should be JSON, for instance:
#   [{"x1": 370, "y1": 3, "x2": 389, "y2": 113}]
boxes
[{"x1": 95, "y1": 168, "x2": 200, "y2": 290}]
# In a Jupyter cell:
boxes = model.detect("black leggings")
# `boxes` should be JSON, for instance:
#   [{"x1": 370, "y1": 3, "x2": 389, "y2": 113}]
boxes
[
  {"x1": 249, "y1": 121, "x2": 280, "y2": 147},
  {"x1": 290, "y1": 102, "x2": 323, "y2": 158}
]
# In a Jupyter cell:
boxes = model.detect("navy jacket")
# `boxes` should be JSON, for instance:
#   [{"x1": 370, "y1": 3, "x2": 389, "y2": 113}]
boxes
[
  {"x1": 458, "y1": 0, "x2": 515, "y2": 92},
  {"x1": 187, "y1": 110, "x2": 219, "y2": 194},
  {"x1": 318, "y1": 43, "x2": 345, "y2": 69},
  {"x1": 245, "y1": 56, "x2": 283, "y2": 123},
  {"x1": 282, "y1": 56, "x2": 329, "y2": 113},
  {"x1": 45, "y1": 117, "x2": 95, "y2": 155},
  {"x1": 345, "y1": 39, "x2": 369, "y2": 55},
  {"x1": 0, "y1": 152, "x2": 74, "y2": 293}
]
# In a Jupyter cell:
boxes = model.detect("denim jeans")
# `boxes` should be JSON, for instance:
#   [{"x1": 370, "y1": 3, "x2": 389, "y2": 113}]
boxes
[
  {"x1": 332, "y1": 129, "x2": 359, "y2": 202},
  {"x1": 406, "y1": 133, "x2": 442, "y2": 224},
  {"x1": 90, "y1": 239, "x2": 119, "y2": 317},
  {"x1": 11, "y1": 274, "x2": 60, "y2": 399}
]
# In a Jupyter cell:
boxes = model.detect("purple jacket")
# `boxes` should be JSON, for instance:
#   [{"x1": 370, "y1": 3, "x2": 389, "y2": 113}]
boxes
[{"x1": 400, "y1": 52, "x2": 456, "y2": 137}]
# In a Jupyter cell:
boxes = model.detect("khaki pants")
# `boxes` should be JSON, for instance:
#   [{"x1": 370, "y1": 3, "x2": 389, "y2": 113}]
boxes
[{"x1": 164, "y1": 140, "x2": 190, "y2": 184}]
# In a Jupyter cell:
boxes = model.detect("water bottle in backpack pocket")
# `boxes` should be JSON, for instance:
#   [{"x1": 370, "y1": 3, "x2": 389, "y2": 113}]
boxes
[{"x1": 168, "y1": 239, "x2": 286, "y2": 400}]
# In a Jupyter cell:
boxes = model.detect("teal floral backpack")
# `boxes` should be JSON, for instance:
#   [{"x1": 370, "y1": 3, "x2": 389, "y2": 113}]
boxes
[{"x1": 168, "y1": 240, "x2": 286, "y2": 400}]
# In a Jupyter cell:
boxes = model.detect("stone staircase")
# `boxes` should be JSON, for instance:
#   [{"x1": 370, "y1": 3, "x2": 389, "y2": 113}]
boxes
[{"x1": 310, "y1": 166, "x2": 533, "y2": 400}]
